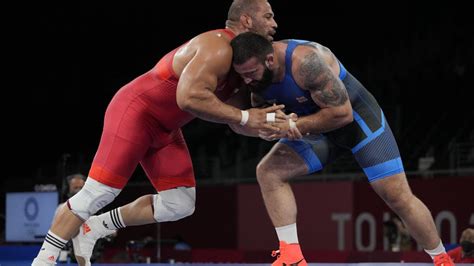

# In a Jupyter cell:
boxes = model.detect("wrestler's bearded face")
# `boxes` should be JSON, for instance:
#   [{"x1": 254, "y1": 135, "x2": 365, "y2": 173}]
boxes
[{"x1": 247, "y1": 63, "x2": 274, "y2": 94}]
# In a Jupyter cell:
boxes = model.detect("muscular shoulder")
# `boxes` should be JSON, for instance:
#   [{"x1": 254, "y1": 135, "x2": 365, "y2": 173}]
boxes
[
  {"x1": 290, "y1": 43, "x2": 348, "y2": 107},
  {"x1": 291, "y1": 43, "x2": 338, "y2": 87},
  {"x1": 173, "y1": 30, "x2": 233, "y2": 78},
  {"x1": 292, "y1": 45, "x2": 329, "y2": 87},
  {"x1": 191, "y1": 31, "x2": 233, "y2": 72}
]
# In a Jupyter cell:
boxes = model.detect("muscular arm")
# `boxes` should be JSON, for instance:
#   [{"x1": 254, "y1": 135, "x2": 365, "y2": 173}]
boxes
[
  {"x1": 226, "y1": 87, "x2": 261, "y2": 137},
  {"x1": 176, "y1": 38, "x2": 243, "y2": 124},
  {"x1": 293, "y1": 50, "x2": 353, "y2": 135}
]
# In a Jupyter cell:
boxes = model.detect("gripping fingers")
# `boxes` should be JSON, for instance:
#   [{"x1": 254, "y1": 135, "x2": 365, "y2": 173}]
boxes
[
  {"x1": 262, "y1": 123, "x2": 282, "y2": 132},
  {"x1": 275, "y1": 109, "x2": 287, "y2": 121},
  {"x1": 288, "y1": 126, "x2": 303, "y2": 139},
  {"x1": 263, "y1": 104, "x2": 285, "y2": 113},
  {"x1": 258, "y1": 132, "x2": 283, "y2": 141},
  {"x1": 275, "y1": 113, "x2": 287, "y2": 122},
  {"x1": 258, "y1": 130, "x2": 276, "y2": 141},
  {"x1": 287, "y1": 128, "x2": 302, "y2": 140},
  {"x1": 258, "y1": 133, "x2": 273, "y2": 141}
]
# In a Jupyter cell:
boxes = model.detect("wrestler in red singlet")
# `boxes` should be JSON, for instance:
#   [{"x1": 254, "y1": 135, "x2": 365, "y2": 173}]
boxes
[
  {"x1": 89, "y1": 29, "x2": 240, "y2": 191},
  {"x1": 32, "y1": 2, "x2": 280, "y2": 265}
]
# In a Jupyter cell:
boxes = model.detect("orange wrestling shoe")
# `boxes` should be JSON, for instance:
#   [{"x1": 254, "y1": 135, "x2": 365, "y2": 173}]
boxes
[
  {"x1": 433, "y1": 253, "x2": 455, "y2": 266},
  {"x1": 271, "y1": 241, "x2": 307, "y2": 266}
]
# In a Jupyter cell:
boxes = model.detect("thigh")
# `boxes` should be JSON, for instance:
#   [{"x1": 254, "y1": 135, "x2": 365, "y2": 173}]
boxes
[
  {"x1": 258, "y1": 141, "x2": 308, "y2": 180},
  {"x1": 370, "y1": 172, "x2": 412, "y2": 205},
  {"x1": 89, "y1": 94, "x2": 152, "y2": 189},
  {"x1": 276, "y1": 135, "x2": 342, "y2": 176},
  {"x1": 141, "y1": 129, "x2": 195, "y2": 191},
  {"x1": 352, "y1": 115, "x2": 405, "y2": 182}
]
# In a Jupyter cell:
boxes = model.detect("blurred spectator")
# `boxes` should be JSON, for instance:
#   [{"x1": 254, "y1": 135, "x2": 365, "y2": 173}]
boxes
[
  {"x1": 55, "y1": 174, "x2": 86, "y2": 263},
  {"x1": 384, "y1": 215, "x2": 413, "y2": 252},
  {"x1": 126, "y1": 236, "x2": 156, "y2": 263},
  {"x1": 57, "y1": 174, "x2": 86, "y2": 214},
  {"x1": 55, "y1": 173, "x2": 116, "y2": 264},
  {"x1": 447, "y1": 228, "x2": 474, "y2": 263},
  {"x1": 174, "y1": 235, "x2": 191, "y2": 251},
  {"x1": 383, "y1": 219, "x2": 398, "y2": 251},
  {"x1": 418, "y1": 146, "x2": 435, "y2": 172}
]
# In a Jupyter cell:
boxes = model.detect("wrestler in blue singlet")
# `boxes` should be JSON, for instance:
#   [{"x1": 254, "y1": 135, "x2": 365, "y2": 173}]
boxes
[{"x1": 259, "y1": 40, "x2": 404, "y2": 182}]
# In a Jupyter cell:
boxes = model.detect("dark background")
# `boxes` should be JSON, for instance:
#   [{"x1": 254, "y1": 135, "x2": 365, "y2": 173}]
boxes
[{"x1": 5, "y1": 1, "x2": 473, "y2": 189}]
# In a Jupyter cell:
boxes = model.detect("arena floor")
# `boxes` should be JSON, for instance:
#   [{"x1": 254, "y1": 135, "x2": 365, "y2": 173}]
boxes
[{"x1": 1, "y1": 263, "x2": 473, "y2": 266}]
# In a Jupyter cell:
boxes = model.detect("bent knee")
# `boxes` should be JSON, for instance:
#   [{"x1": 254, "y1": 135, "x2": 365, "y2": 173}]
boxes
[
  {"x1": 170, "y1": 191, "x2": 196, "y2": 219},
  {"x1": 256, "y1": 160, "x2": 292, "y2": 186},
  {"x1": 379, "y1": 186, "x2": 414, "y2": 211},
  {"x1": 68, "y1": 178, "x2": 121, "y2": 220},
  {"x1": 256, "y1": 164, "x2": 273, "y2": 186},
  {"x1": 176, "y1": 204, "x2": 195, "y2": 219},
  {"x1": 373, "y1": 174, "x2": 413, "y2": 207},
  {"x1": 256, "y1": 161, "x2": 267, "y2": 181},
  {"x1": 153, "y1": 187, "x2": 196, "y2": 222}
]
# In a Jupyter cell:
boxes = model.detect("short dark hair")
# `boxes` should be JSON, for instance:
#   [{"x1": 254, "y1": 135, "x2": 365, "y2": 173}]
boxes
[{"x1": 231, "y1": 32, "x2": 274, "y2": 65}]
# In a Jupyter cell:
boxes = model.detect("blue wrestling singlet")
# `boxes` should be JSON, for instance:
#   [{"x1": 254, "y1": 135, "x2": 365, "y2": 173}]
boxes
[{"x1": 260, "y1": 40, "x2": 404, "y2": 182}]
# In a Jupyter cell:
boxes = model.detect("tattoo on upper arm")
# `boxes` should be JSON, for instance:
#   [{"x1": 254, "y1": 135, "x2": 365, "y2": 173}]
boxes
[{"x1": 298, "y1": 52, "x2": 348, "y2": 107}]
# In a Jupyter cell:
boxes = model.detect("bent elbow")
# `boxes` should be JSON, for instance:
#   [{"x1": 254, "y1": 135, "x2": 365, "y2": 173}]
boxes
[
  {"x1": 340, "y1": 101, "x2": 353, "y2": 125},
  {"x1": 334, "y1": 106, "x2": 353, "y2": 127},
  {"x1": 176, "y1": 92, "x2": 197, "y2": 112},
  {"x1": 177, "y1": 88, "x2": 210, "y2": 113},
  {"x1": 177, "y1": 97, "x2": 191, "y2": 112},
  {"x1": 343, "y1": 109, "x2": 353, "y2": 125}
]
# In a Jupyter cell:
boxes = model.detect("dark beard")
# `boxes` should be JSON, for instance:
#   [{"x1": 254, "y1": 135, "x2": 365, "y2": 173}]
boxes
[{"x1": 248, "y1": 66, "x2": 274, "y2": 94}]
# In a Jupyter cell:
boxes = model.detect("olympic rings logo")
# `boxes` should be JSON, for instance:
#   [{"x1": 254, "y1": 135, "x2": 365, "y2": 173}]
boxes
[{"x1": 24, "y1": 197, "x2": 39, "y2": 221}]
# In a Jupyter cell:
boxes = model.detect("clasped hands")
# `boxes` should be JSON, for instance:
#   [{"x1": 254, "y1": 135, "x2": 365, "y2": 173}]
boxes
[
  {"x1": 244, "y1": 104, "x2": 302, "y2": 141},
  {"x1": 258, "y1": 109, "x2": 302, "y2": 141}
]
